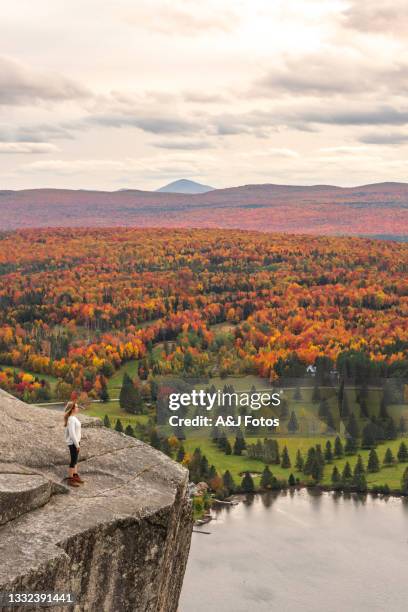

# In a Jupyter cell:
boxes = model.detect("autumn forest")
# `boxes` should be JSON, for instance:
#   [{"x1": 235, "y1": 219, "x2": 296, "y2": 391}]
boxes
[{"x1": 1, "y1": 228, "x2": 407, "y2": 398}]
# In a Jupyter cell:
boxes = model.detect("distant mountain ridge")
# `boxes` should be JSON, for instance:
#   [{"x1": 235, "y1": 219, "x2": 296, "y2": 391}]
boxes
[
  {"x1": 0, "y1": 181, "x2": 407, "y2": 236},
  {"x1": 156, "y1": 179, "x2": 214, "y2": 194}
]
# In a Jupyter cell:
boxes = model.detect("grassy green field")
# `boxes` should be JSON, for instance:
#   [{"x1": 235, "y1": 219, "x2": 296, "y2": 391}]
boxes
[
  {"x1": 107, "y1": 343, "x2": 164, "y2": 393},
  {"x1": 84, "y1": 400, "x2": 149, "y2": 428},
  {"x1": 183, "y1": 434, "x2": 408, "y2": 490},
  {"x1": 208, "y1": 374, "x2": 273, "y2": 392},
  {"x1": 107, "y1": 361, "x2": 140, "y2": 393}
]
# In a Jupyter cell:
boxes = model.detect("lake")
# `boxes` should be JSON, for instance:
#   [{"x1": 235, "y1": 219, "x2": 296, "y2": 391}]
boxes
[{"x1": 180, "y1": 490, "x2": 408, "y2": 612}]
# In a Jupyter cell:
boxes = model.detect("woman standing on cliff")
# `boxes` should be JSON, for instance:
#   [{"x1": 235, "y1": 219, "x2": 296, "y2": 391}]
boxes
[{"x1": 64, "y1": 401, "x2": 84, "y2": 487}]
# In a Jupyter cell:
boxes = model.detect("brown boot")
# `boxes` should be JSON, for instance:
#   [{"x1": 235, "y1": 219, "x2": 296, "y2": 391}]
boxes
[
  {"x1": 68, "y1": 477, "x2": 80, "y2": 487},
  {"x1": 73, "y1": 474, "x2": 85, "y2": 484}
]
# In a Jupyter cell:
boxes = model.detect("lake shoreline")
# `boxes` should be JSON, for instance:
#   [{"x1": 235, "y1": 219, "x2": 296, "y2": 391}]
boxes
[
  {"x1": 196, "y1": 484, "x2": 407, "y2": 527},
  {"x1": 223, "y1": 481, "x2": 408, "y2": 504}
]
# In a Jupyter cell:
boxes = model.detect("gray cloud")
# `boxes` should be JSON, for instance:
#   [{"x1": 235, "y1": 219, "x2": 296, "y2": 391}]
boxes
[
  {"x1": 213, "y1": 110, "x2": 279, "y2": 137},
  {"x1": 0, "y1": 123, "x2": 73, "y2": 143},
  {"x1": 298, "y1": 107, "x2": 408, "y2": 127},
  {"x1": 0, "y1": 56, "x2": 89, "y2": 105},
  {"x1": 207, "y1": 105, "x2": 408, "y2": 136},
  {"x1": 86, "y1": 113, "x2": 200, "y2": 135},
  {"x1": 254, "y1": 53, "x2": 408, "y2": 97},
  {"x1": 182, "y1": 91, "x2": 226, "y2": 104},
  {"x1": 342, "y1": 1, "x2": 408, "y2": 35},
  {"x1": 359, "y1": 132, "x2": 408, "y2": 145},
  {"x1": 91, "y1": 103, "x2": 391, "y2": 140},
  {"x1": 152, "y1": 138, "x2": 214, "y2": 150},
  {"x1": 50, "y1": 103, "x2": 408, "y2": 147}
]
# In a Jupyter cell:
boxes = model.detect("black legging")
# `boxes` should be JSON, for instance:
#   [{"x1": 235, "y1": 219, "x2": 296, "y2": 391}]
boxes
[{"x1": 69, "y1": 444, "x2": 79, "y2": 468}]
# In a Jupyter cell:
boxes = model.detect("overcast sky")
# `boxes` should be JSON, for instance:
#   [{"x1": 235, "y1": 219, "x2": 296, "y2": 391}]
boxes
[{"x1": 1, "y1": 0, "x2": 408, "y2": 190}]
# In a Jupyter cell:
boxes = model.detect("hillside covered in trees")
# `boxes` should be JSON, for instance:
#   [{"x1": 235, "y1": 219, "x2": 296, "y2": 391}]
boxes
[
  {"x1": 0, "y1": 182, "x2": 408, "y2": 235},
  {"x1": 0, "y1": 228, "x2": 407, "y2": 403}
]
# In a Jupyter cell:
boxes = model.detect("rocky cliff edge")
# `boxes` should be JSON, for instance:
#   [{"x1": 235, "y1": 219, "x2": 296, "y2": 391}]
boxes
[{"x1": 0, "y1": 390, "x2": 192, "y2": 612}]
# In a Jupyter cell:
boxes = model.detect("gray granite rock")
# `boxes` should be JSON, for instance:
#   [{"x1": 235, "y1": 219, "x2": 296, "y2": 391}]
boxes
[{"x1": 0, "y1": 389, "x2": 192, "y2": 611}]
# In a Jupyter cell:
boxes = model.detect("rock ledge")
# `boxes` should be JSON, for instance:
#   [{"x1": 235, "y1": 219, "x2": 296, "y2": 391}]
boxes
[{"x1": 0, "y1": 390, "x2": 192, "y2": 611}]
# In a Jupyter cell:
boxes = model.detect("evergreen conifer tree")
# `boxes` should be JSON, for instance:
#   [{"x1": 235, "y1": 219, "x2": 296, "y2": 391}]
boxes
[
  {"x1": 119, "y1": 372, "x2": 143, "y2": 414},
  {"x1": 401, "y1": 467, "x2": 408, "y2": 494},
  {"x1": 334, "y1": 435, "x2": 344, "y2": 457},
  {"x1": 200, "y1": 455, "x2": 209, "y2": 478},
  {"x1": 241, "y1": 471, "x2": 255, "y2": 493},
  {"x1": 208, "y1": 465, "x2": 217, "y2": 480},
  {"x1": 383, "y1": 447, "x2": 394, "y2": 466},
  {"x1": 287, "y1": 411, "x2": 299, "y2": 433},
  {"x1": 304, "y1": 447, "x2": 316, "y2": 475},
  {"x1": 331, "y1": 465, "x2": 340, "y2": 484},
  {"x1": 315, "y1": 444, "x2": 325, "y2": 467},
  {"x1": 324, "y1": 440, "x2": 333, "y2": 463},
  {"x1": 353, "y1": 472, "x2": 367, "y2": 492},
  {"x1": 188, "y1": 448, "x2": 203, "y2": 482},
  {"x1": 397, "y1": 441, "x2": 408, "y2": 463},
  {"x1": 260, "y1": 465, "x2": 274, "y2": 489},
  {"x1": 281, "y1": 446, "x2": 291, "y2": 468},
  {"x1": 311, "y1": 458, "x2": 323, "y2": 482},
  {"x1": 223, "y1": 470, "x2": 236, "y2": 494},
  {"x1": 115, "y1": 418, "x2": 124, "y2": 433},
  {"x1": 99, "y1": 376, "x2": 109, "y2": 403},
  {"x1": 217, "y1": 431, "x2": 228, "y2": 451},
  {"x1": 367, "y1": 448, "x2": 380, "y2": 472},
  {"x1": 345, "y1": 436, "x2": 358, "y2": 455},
  {"x1": 295, "y1": 449, "x2": 304, "y2": 471},
  {"x1": 224, "y1": 439, "x2": 232, "y2": 455},
  {"x1": 361, "y1": 423, "x2": 376, "y2": 449},
  {"x1": 233, "y1": 430, "x2": 246, "y2": 455},
  {"x1": 125, "y1": 424, "x2": 134, "y2": 437},
  {"x1": 353, "y1": 454, "x2": 365, "y2": 476},
  {"x1": 341, "y1": 461, "x2": 352, "y2": 482}
]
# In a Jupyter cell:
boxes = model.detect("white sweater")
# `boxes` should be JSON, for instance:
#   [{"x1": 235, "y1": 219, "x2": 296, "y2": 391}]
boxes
[{"x1": 65, "y1": 415, "x2": 81, "y2": 448}]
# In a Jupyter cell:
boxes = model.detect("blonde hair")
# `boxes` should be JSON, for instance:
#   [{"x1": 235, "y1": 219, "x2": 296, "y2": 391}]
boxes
[{"x1": 63, "y1": 401, "x2": 77, "y2": 427}]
